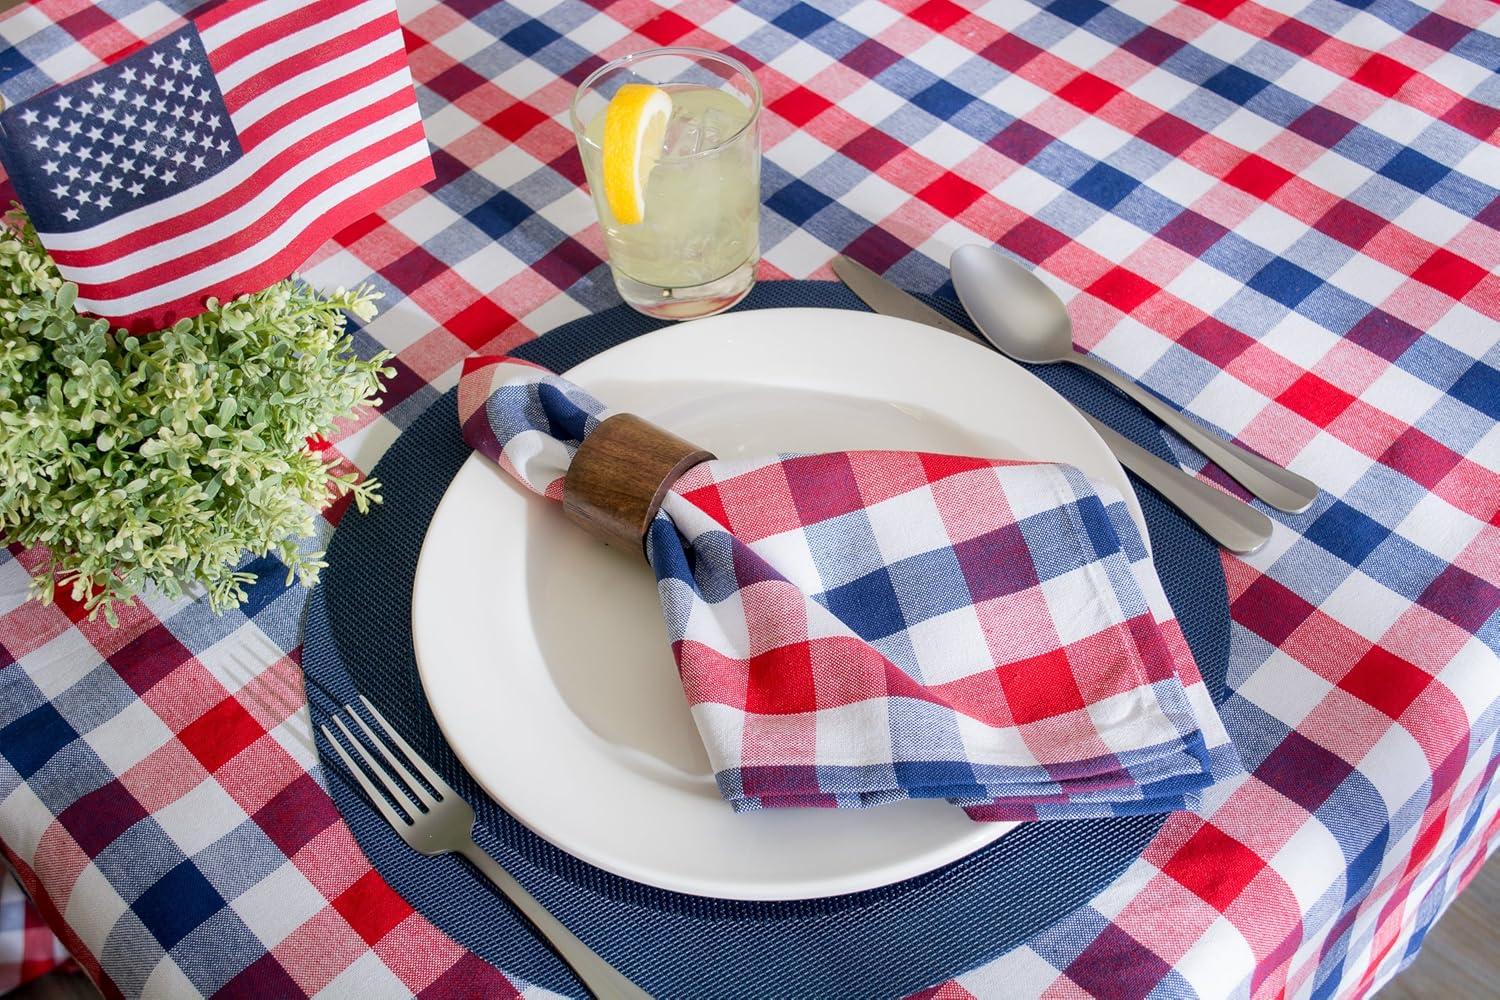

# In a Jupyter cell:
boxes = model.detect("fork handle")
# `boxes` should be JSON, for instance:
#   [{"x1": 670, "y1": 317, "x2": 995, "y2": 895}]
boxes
[{"x1": 458, "y1": 843, "x2": 653, "y2": 999}]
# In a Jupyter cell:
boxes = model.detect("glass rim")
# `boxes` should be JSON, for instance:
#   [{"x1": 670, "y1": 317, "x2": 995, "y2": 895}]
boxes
[{"x1": 569, "y1": 46, "x2": 762, "y2": 162}]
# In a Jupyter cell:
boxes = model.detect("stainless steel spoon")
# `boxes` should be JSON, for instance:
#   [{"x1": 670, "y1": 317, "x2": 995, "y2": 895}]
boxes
[
  {"x1": 834, "y1": 254, "x2": 1271, "y2": 552},
  {"x1": 950, "y1": 245, "x2": 1318, "y2": 514}
]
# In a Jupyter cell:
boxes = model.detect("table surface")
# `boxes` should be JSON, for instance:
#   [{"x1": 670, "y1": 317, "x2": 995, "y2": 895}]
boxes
[{"x1": 1, "y1": 1, "x2": 1497, "y2": 998}]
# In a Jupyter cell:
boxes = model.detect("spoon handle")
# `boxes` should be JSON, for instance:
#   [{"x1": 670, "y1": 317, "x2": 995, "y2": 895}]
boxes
[
  {"x1": 1083, "y1": 416, "x2": 1272, "y2": 554},
  {"x1": 1070, "y1": 353, "x2": 1318, "y2": 514}
]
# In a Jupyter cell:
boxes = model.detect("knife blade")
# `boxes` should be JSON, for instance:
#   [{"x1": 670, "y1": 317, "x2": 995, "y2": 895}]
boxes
[
  {"x1": 831, "y1": 256, "x2": 986, "y2": 347},
  {"x1": 831, "y1": 255, "x2": 1272, "y2": 554}
]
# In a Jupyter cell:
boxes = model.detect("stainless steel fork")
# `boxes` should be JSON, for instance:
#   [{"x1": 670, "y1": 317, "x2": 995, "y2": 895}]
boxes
[{"x1": 321, "y1": 697, "x2": 652, "y2": 1000}]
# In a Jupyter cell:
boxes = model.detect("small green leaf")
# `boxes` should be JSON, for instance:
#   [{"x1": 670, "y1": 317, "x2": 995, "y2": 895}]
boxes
[{"x1": 0, "y1": 208, "x2": 386, "y2": 625}]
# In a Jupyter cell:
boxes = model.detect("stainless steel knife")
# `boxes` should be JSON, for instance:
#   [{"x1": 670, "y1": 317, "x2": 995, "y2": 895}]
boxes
[
  {"x1": 831, "y1": 255, "x2": 1272, "y2": 555},
  {"x1": 832, "y1": 256, "x2": 985, "y2": 346}
]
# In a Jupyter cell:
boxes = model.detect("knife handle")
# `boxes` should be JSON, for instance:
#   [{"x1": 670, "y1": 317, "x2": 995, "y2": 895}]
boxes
[{"x1": 1084, "y1": 416, "x2": 1272, "y2": 555}]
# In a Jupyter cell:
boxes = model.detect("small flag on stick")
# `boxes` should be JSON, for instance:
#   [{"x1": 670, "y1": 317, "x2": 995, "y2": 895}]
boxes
[{"x1": 0, "y1": 0, "x2": 434, "y2": 332}]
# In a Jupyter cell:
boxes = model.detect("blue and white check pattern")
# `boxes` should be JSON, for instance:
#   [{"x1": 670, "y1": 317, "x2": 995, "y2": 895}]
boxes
[
  {"x1": 0, "y1": 0, "x2": 1495, "y2": 998},
  {"x1": 460, "y1": 357, "x2": 1241, "y2": 819}
]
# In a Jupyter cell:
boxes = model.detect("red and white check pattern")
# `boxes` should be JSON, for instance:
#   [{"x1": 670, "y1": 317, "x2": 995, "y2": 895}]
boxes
[
  {"x1": 0, "y1": 870, "x2": 71, "y2": 994},
  {"x1": 1, "y1": 0, "x2": 1497, "y2": 998},
  {"x1": 459, "y1": 357, "x2": 1239, "y2": 818}
]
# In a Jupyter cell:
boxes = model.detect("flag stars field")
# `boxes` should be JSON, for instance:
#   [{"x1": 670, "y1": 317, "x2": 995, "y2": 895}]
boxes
[
  {"x1": 0, "y1": 1, "x2": 433, "y2": 329},
  {"x1": 5, "y1": 36, "x2": 245, "y2": 229}
]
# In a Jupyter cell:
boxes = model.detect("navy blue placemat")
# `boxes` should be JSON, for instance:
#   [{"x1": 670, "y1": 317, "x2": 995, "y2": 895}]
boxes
[{"x1": 302, "y1": 280, "x2": 1232, "y2": 999}]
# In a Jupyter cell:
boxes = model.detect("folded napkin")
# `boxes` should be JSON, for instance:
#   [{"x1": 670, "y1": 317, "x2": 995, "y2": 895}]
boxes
[{"x1": 459, "y1": 356, "x2": 1242, "y2": 820}]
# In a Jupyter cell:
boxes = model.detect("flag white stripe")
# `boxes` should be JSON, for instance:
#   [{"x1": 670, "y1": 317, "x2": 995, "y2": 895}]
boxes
[
  {"x1": 209, "y1": 0, "x2": 392, "y2": 92},
  {"x1": 56, "y1": 110, "x2": 420, "y2": 283},
  {"x1": 230, "y1": 31, "x2": 401, "y2": 132},
  {"x1": 197, "y1": 0, "x2": 309, "y2": 53},
  {"x1": 36, "y1": 71, "x2": 412, "y2": 253},
  {"x1": 72, "y1": 132, "x2": 428, "y2": 313}
]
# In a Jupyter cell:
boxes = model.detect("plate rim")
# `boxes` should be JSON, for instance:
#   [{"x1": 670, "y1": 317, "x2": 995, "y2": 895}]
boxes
[{"x1": 411, "y1": 307, "x2": 1139, "y2": 900}]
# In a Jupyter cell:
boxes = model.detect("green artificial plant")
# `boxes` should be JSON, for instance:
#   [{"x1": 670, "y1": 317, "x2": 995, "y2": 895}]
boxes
[{"x1": 0, "y1": 208, "x2": 394, "y2": 624}]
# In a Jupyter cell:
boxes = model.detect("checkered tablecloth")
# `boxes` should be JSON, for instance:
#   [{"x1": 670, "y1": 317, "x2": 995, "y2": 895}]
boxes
[
  {"x1": 0, "y1": 867, "x2": 71, "y2": 993},
  {"x1": 1, "y1": 0, "x2": 1496, "y2": 997}
]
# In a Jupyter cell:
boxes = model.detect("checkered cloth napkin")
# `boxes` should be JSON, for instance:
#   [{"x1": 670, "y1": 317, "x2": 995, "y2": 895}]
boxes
[{"x1": 459, "y1": 355, "x2": 1242, "y2": 820}]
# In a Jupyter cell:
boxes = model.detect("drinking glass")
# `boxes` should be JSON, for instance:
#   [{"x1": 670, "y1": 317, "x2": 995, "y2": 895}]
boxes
[{"x1": 571, "y1": 48, "x2": 762, "y2": 320}]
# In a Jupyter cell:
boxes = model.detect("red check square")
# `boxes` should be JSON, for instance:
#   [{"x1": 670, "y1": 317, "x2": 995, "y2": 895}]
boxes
[
  {"x1": 1162, "y1": 822, "x2": 1267, "y2": 910},
  {"x1": 638, "y1": 10, "x2": 694, "y2": 44},
  {"x1": 177, "y1": 696, "x2": 267, "y2": 773},
  {"x1": 333, "y1": 871, "x2": 414, "y2": 946},
  {"x1": 1278, "y1": 372, "x2": 1358, "y2": 425},
  {"x1": 910, "y1": 0, "x2": 969, "y2": 32},
  {"x1": 1411, "y1": 248, "x2": 1488, "y2": 300},
  {"x1": 1351, "y1": 54, "x2": 1418, "y2": 98},
  {"x1": 918, "y1": 172, "x2": 988, "y2": 217},
  {"x1": 747, "y1": 642, "x2": 817, "y2": 716},
  {"x1": 1058, "y1": 72, "x2": 1123, "y2": 113},
  {"x1": 1225, "y1": 154, "x2": 1296, "y2": 200},
  {"x1": 772, "y1": 86, "x2": 833, "y2": 127},
  {"x1": 445, "y1": 297, "x2": 515, "y2": 352},
  {"x1": 1089, "y1": 267, "x2": 1160, "y2": 313},
  {"x1": 999, "y1": 649, "x2": 1087, "y2": 724}
]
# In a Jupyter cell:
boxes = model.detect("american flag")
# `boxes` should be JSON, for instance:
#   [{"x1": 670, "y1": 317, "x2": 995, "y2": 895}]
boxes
[{"x1": 0, "y1": 0, "x2": 434, "y2": 332}]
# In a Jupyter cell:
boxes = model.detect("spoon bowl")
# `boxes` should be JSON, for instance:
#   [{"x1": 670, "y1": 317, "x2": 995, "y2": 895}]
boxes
[
  {"x1": 950, "y1": 245, "x2": 1077, "y2": 365},
  {"x1": 948, "y1": 244, "x2": 1318, "y2": 514}
]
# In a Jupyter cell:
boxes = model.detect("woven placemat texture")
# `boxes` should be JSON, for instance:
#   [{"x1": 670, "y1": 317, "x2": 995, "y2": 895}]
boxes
[{"x1": 302, "y1": 281, "x2": 1233, "y2": 998}]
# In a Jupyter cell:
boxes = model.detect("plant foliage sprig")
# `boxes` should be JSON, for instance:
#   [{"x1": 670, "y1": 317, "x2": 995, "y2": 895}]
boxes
[{"x1": 0, "y1": 208, "x2": 393, "y2": 623}]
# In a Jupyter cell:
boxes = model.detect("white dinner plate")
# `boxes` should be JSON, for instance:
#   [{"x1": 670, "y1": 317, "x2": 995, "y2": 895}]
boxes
[{"x1": 411, "y1": 308, "x2": 1145, "y2": 900}]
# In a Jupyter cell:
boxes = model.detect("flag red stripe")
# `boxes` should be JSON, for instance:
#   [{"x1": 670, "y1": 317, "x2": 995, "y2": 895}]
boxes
[
  {"x1": 96, "y1": 159, "x2": 434, "y2": 333},
  {"x1": 236, "y1": 47, "x2": 409, "y2": 151},
  {"x1": 34, "y1": 0, "x2": 435, "y2": 330},
  {"x1": 49, "y1": 80, "x2": 415, "y2": 267},
  {"x1": 192, "y1": 0, "x2": 263, "y2": 32},
  {"x1": 208, "y1": 0, "x2": 368, "y2": 71},
  {"x1": 220, "y1": 11, "x2": 397, "y2": 113},
  {"x1": 66, "y1": 123, "x2": 427, "y2": 299}
]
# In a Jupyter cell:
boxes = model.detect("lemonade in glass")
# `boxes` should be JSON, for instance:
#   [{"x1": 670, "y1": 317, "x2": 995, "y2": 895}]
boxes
[{"x1": 571, "y1": 48, "x2": 762, "y2": 320}]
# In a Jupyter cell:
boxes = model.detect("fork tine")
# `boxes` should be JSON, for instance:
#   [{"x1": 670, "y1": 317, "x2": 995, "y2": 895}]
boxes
[
  {"x1": 333, "y1": 715, "x2": 426, "y2": 817},
  {"x1": 358, "y1": 695, "x2": 453, "y2": 798},
  {"x1": 322, "y1": 723, "x2": 411, "y2": 829},
  {"x1": 346, "y1": 709, "x2": 436, "y2": 809}
]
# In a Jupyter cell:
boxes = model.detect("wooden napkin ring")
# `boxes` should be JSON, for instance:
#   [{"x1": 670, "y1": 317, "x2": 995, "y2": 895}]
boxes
[{"x1": 563, "y1": 413, "x2": 715, "y2": 555}]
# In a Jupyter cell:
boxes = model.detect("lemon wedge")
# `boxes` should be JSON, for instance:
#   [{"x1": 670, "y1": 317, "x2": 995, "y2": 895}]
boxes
[{"x1": 601, "y1": 84, "x2": 673, "y2": 225}]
